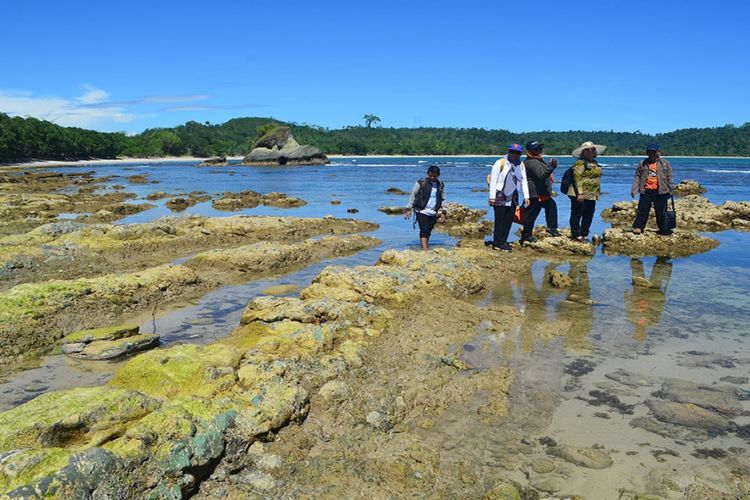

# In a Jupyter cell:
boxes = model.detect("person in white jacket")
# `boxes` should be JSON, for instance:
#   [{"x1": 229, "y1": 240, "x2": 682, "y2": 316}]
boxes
[{"x1": 488, "y1": 143, "x2": 530, "y2": 251}]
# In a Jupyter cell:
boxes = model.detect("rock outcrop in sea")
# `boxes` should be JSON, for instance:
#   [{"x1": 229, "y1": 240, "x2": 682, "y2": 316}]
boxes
[
  {"x1": 242, "y1": 127, "x2": 328, "y2": 166},
  {"x1": 601, "y1": 195, "x2": 750, "y2": 232}
]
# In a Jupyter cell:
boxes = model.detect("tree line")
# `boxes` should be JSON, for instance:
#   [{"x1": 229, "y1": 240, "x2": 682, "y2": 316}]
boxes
[{"x1": 1, "y1": 112, "x2": 750, "y2": 162}]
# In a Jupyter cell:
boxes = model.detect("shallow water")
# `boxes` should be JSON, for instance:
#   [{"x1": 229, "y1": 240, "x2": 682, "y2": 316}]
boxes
[{"x1": 2, "y1": 156, "x2": 749, "y2": 494}]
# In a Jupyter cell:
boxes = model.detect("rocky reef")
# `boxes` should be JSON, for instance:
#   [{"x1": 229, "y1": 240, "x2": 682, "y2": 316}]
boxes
[
  {"x1": 602, "y1": 228, "x2": 719, "y2": 257},
  {"x1": 212, "y1": 190, "x2": 306, "y2": 210},
  {"x1": 0, "y1": 246, "x2": 525, "y2": 497},
  {"x1": 242, "y1": 127, "x2": 328, "y2": 166},
  {"x1": 601, "y1": 195, "x2": 750, "y2": 231},
  {"x1": 0, "y1": 227, "x2": 380, "y2": 369}
]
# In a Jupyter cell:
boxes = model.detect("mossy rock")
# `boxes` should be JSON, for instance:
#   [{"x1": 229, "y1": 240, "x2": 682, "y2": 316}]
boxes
[
  {"x1": 0, "y1": 448, "x2": 72, "y2": 494},
  {"x1": 64, "y1": 334, "x2": 160, "y2": 360},
  {"x1": 62, "y1": 324, "x2": 140, "y2": 344},
  {"x1": 0, "y1": 387, "x2": 159, "y2": 451},
  {"x1": 108, "y1": 343, "x2": 242, "y2": 399}
]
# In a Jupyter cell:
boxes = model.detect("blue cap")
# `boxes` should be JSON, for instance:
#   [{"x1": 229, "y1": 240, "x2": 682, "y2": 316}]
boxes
[
  {"x1": 646, "y1": 143, "x2": 660, "y2": 151},
  {"x1": 525, "y1": 140, "x2": 543, "y2": 151},
  {"x1": 508, "y1": 143, "x2": 523, "y2": 152}
]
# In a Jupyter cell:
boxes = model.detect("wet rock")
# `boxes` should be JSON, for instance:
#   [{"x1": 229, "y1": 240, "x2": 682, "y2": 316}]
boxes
[
  {"x1": 199, "y1": 156, "x2": 227, "y2": 166},
  {"x1": 330, "y1": 199, "x2": 341, "y2": 205},
  {"x1": 260, "y1": 284, "x2": 299, "y2": 296},
  {"x1": 186, "y1": 235, "x2": 380, "y2": 277},
  {"x1": 0, "y1": 387, "x2": 158, "y2": 450},
  {"x1": 683, "y1": 483, "x2": 733, "y2": 499},
  {"x1": 445, "y1": 220, "x2": 493, "y2": 238},
  {"x1": 127, "y1": 175, "x2": 149, "y2": 184},
  {"x1": 630, "y1": 416, "x2": 708, "y2": 441},
  {"x1": 673, "y1": 179, "x2": 706, "y2": 196},
  {"x1": 720, "y1": 376, "x2": 749, "y2": 385},
  {"x1": 260, "y1": 192, "x2": 306, "y2": 208},
  {"x1": 691, "y1": 447, "x2": 728, "y2": 459},
  {"x1": 602, "y1": 227, "x2": 719, "y2": 257},
  {"x1": 522, "y1": 228, "x2": 596, "y2": 256},
  {"x1": 651, "y1": 448, "x2": 680, "y2": 462},
  {"x1": 63, "y1": 334, "x2": 161, "y2": 360},
  {"x1": 301, "y1": 249, "x2": 486, "y2": 304},
  {"x1": 386, "y1": 187, "x2": 408, "y2": 195},
  {"x1": 62, "y1": 324, "x2": 140, "y2": 345},
  {"x1": 646, "y1": 399, "x2": 730, "y2": 433},
  {"x1": 347, "y1": 208, "x2": 359, "y2": 213},
  {"x1": 548, "y1": 445, "x2": 613, "y2": 469},
  {"x1": 548, "y1": 269, "x2": 573, "y2": 288},
  {"x1": 602, "y1": 195, "x2": 750, "y2": 232},
  {"x1": 531, "y1": 458, "x2": 555, "y2": 474},
  {"x1": 529, "y1": 476, "x2": 564, "y2": 493},
  {"x1": 577, "y1": 389, "x2": 635, "y2": 414},
  {"x1": 166, "y1": 197, "x2": 192, "y2": 211},
  {"x1": 211, "y1": 190, "x2": 261, "y2": 211},
  {"x1": 378, "y1": 206, "x2": 407, "y2": 215},
  {"x1": 243, "y1": 127, "x2": 328, "y2": 166},
  {"x1": 146, "y1": 191, "x2": 170, "y2": 201},
  {"x1": 564, "y1": 358, "x2": 595, "y2": 377},
  {"x1": 442, "y1": 202, "x2": 486, "y2": 224},
  {"x1": 440, "y1": 354, "x2": 472, "y2": 370},
  {"x1": 657, "y1": 378, "x2": 744, "y2": 416}
]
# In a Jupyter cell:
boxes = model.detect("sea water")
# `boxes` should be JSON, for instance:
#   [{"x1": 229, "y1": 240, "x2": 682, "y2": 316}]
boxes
[{"x1": 2, "y1": 157, "x2": 749, "y2": 496}]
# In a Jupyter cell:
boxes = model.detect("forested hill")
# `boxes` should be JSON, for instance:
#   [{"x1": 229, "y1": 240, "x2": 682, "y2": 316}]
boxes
[{"x1": 1, "y1": 112, "x2": 750, "y2": 162}]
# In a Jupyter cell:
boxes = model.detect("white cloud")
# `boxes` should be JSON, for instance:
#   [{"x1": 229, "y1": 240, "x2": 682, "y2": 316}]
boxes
[
  {"x1": 76, "y1": 84, "x2": 110, "y2": 105},
  {"x1": 0, "y1": 86, "x2": 134, "y2": 129}
]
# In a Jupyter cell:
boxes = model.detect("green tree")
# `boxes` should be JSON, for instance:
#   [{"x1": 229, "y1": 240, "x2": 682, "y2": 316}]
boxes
[{"x1": 363, "y1": 114, "x2": 381, "y2": 128}]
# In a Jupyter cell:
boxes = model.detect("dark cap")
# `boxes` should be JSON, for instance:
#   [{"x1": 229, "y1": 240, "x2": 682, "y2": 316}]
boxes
[
  {"x1": 525, "y1": 140, "x2": 543, "y2": 151},
  {"x1": 646, "y1": 143, "x2": 660, "y2": 151}
]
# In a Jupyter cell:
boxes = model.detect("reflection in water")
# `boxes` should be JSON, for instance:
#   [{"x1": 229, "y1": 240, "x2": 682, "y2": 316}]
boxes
[
  {"x1": 491, "y1": 259, "x2": 595, "y2": 355},
  {"x1": 625, "y1": 257, "x2": 672, "y2": 341}
]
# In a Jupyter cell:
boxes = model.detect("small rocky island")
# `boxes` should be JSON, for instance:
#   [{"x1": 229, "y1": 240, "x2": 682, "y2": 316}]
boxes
[{"x1": 243, "y1": 127, "x2": 329, "y2": 166}]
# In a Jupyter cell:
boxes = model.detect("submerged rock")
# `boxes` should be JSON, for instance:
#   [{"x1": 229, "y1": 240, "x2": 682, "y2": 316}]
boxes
[
  {"x1": 605, "y1": 368, "x2": 656, "y2": 388},
  {"x1": 378, "y1": 206, "x2": 407, "y2": 215},
  {"x1": 657, "y1": 378, "x2": 744, "y2": 416},
  {"x1": 601, "y1": 228, "x2": 719, "y2": 257},
  {"x1": 243, "y1": 127, "x2": 328, "y2": 166},
  {"x1": 548, "y1": 445, "x2": 613, "y2": 469},
  {"x1": 646, "y1": 399, "x2": 730, "y2": 433},
  {"x1": 385, "y1": 187, "x2": 408, "y2": 195}
]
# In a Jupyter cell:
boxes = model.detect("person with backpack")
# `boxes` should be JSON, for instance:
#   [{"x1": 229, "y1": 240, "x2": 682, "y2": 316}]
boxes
[
  {"x1": 565, "y1": 141, "x2": 606, "y2": 242},
  {"x1": 631, "y1": 143, "x2": 675, "y2": 236},
  {"x1": 521, "y1": 140, "x2": 561, "y2": 244},
  {"x1": 488, "y1": 143, "x2": 530, "y2": 251},
  {"x1": 404, "y1": 165, "x2": 447, "y2": 250}
]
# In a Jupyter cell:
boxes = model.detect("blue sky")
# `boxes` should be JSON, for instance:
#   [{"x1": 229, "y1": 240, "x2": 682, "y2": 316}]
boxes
[{"x1": 2, "y1": 0, "x2": 749, "y2": 134}]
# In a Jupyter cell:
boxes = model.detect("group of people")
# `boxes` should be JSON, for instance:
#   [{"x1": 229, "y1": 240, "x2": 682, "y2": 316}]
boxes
[{"x1": 406, "y1": 141, "x2": 675, "y2": 251}]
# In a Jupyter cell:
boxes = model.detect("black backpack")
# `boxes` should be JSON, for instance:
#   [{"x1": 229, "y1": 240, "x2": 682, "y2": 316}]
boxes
[{"x1": 560, "y1": 167, "x2": 578, "y2": 196}]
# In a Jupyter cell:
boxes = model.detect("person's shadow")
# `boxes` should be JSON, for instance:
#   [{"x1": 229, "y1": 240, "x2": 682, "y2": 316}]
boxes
[
  {"x1": 555, "y1": 260, "x2": 594, "y2": 354},
  {"x1": 624, "y1": 256, "x2": 672, "y2": 341}
]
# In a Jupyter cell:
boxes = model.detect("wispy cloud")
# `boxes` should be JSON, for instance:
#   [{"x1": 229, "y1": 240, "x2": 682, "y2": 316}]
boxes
[{"x1": 0, "y1": 86, "x2": 272, "y2": 131}]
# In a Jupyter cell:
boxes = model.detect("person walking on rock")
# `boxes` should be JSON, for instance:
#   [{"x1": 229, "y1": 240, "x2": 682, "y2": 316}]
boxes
[
  {"x1": 521, "y1": 140, "x2": 561, "y2": 244},
  {"x1": 405, "y1": 165, "x2": 447, "y2": 250},
  {"x1": 567, "y1": 141, "x2": 606, "y2": 242},
  {"x1": 631, "y1": 143, "x2": 675, "y2": 236},
  {"x1": 488, "y1": 143, "x2": 530, "y2": 251}
]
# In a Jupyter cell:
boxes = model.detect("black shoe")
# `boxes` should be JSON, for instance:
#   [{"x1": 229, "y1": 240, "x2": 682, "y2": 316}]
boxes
[
  {"x1": 499, "y1": 242, "x2": 512, "y2": 251},
  {"x1": 546, "y1": 228, "x2": 562, "y2": 237},
  {"x1": 484, "y1": 240, "x2": 493, "y2": 247},
  {"x1": 520, "y1": 236, "x2": 537, "y2": 245},
  {"x1": 657, "y1": 230, "x2": 673, "y2": 236}
]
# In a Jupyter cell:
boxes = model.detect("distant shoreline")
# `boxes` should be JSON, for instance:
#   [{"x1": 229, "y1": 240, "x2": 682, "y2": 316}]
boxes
[{"x1": 1, "y1": 154, "x2": 748, "y2": 170}]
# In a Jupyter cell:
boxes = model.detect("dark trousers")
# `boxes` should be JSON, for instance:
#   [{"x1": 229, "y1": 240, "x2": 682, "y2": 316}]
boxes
[
  {"x1": 492, "y1": 204, "x2": 515, "y2": 245},
  {"x1": 569, "y1": 197, "x2": 596, "y2": 238},
  {"x1": 522, "y1": 197, "x2": 558, "y2": 238},
  {"x1": 633, "y1": 189, "x2": 669, "y2": 231},
  {"x1": 416, "y1": 212, "x2": 437, "y2": 238}
]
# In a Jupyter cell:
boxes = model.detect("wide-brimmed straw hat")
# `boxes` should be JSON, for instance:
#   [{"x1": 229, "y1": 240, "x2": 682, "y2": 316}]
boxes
[{"x1": 571, "y1": 141, "x2": 607, "y2": 158}]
